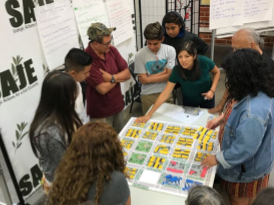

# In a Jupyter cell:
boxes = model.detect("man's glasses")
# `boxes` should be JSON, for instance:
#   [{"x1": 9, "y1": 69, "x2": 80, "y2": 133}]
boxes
[
  {"x1": 96, "y1": 40, "x2": 111, "y2": 46},
  {"x1": 96, "y1": 35, "x2": 113, "y2": 47}
]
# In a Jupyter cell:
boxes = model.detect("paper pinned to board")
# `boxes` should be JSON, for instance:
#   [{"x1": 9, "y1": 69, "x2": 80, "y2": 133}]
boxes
[
  {"x1": 73, "y1": 0, "x2": 109, "y2": 47},
  {"x1": 156, "y1": 104, "x2": 185, "y2": 118},
  {"x1": 106, "y1": 0, "x2": 134, "y2": 46},
  {"x1": 35, "y1": 2, "x2": 79, "y2": 70},
  {"x1": 139, "y1": 170, "x2": 161, "y2": 185},
  {"x1": 172, "y1": 108, "x2": 205, "y2": 124}
]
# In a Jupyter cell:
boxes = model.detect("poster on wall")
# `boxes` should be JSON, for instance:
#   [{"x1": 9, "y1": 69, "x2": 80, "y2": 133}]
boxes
[
  {"x1": 210, "y1": 0, "x2": 244, "y2": 30},
  {"x1": 35, "y1": 1, "x2": 79, "y2": 70},
  {"x1": 73, "y1": 0, "x2": 110, "y2": 48},
  {"x1": 106, "y1": 0, "x2": 134, "y2": 46}
]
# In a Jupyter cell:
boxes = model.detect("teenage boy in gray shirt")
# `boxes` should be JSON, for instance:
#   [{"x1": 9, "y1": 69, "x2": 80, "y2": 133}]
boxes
[{"x1": 135, "y1": 21, "x2": 176, "y2": 114}]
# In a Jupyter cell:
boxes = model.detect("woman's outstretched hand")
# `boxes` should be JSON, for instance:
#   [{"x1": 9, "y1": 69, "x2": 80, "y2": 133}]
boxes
[{"x1": 135, "y1": 115, "x2": 151, "y2": 123}]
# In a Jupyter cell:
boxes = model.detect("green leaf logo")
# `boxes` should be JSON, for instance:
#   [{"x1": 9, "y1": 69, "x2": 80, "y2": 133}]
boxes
[
  {"x1": 12, "y1": 122, "x2": 28, "y2": 154},
  {"x1": 43, "y1": 64, "x2": 50, "y2": 76},
  {"x1": 127, "y1": 52, "x2": 134, "y2": 65},
  {"x1": 11, "y1": 55, "x2": 23, "y2": 82}
]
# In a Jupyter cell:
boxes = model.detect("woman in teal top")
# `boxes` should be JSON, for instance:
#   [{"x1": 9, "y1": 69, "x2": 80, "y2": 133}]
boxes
[{"x1": 136, "y1": 40, "x2": 220, "y2": 123}]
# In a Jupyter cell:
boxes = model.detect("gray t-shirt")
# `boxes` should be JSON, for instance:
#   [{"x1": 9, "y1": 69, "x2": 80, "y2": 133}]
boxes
[
  {"x1": 134, "y1": 44, "x2": 176, "y2": 95},
  {"x1": 87, "y1": 171, "x2": 130, "y2": 205}
]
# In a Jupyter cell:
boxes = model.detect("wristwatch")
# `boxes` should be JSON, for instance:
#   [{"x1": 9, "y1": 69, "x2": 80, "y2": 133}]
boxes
[{"x1": 111, "y1": 75, "x2": 115, "y2": 83}]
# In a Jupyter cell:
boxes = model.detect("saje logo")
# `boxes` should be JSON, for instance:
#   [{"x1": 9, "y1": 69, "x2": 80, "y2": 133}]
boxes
[
  {"x1": 5, "y1": 0, "x2": 54, "y2": 28},
  {"x1": 0, "y1": 56, "x2": 38, "y2": 104}
]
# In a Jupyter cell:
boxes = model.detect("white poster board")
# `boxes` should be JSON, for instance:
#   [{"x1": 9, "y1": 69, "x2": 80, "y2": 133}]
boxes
[
  {"x1": 106, "y1": 0, "x2": 134, "y2": 46},
  {"x1": 73, "y1": 0, "x2": 109, "y2": 47},
  {"x1": 35, "y1": 2, "x2": 79, "y2": 70},
  {"x1": 244, "y1": 0, "x2": 273, "y2": 23},
  {"x1": 210, "y1": 0, "x2": 244, "y2": 30},
  {"x1": 211, "y1": 0, "x2": 274, "y2": 36}
]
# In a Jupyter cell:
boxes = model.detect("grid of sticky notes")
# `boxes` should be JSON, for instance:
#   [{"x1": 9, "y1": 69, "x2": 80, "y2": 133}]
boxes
[
  {"x1": 122, "y1": 121, "x2": 218, "y2": 165},
  {"x1": 120, "y1": 118, "x2": 218, "y2": 194},
  {"x1": 148, "y1": 122, "x2": 164, "y2": 131},
  {"x1": 125, "y1": 128, "x2": 142, "y2": 138},
  {"x1": 194, "y1": 127, "x2": 217, "y2": 152},
  {"x1": 142, "y1": 130, "x2": 158, "y2": 140}
]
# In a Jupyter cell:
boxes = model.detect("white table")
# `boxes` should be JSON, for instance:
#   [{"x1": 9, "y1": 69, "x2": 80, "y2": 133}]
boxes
[{"x1": 129, "y1": 103, "x2": 218, "y2": 205}]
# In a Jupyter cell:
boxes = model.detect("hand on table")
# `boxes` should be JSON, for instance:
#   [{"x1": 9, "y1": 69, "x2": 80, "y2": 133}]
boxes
[
  {"x1": 135, "y1": 115, "x2": 151, "y2": 123},
  {"x1": 206, "y1": 116, "x2": 222, "y2": 130},
  {"x1": 201, "y1": 155, "x2": 218, "y2": 169}
]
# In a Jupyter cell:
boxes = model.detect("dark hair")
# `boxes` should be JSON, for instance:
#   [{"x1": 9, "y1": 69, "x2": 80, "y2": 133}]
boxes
[
  {"x1": 252, "y1": 187, "x2": 274, "y2": 205},
  {"x1": 222, "y1": 48, "x2": 274, "y2": 101},
  {"x1": 64, "y1": 48, "x2": 92, "y2": 73},
  {"x1": 29, "y1": 71, "x2": 82, "y2": 157},
  {"x1": 144, "y1": 22, "x2": 165, "y2": 40},
  {"x1": 186, "y1": 186, "x2": 225, "y2": 205},
  {"x1": 46, "y1": 122, "x2": 127, "y2": 205},
  {"x1": 176, "y1": 40, "x2": 199, "y2": 81},
  {"x1": 163, "y1": 12, "x2": 182, "y2": 26}
]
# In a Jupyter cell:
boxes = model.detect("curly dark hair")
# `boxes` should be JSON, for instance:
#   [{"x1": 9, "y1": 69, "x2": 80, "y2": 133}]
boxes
[
  {"x1": 222, "y1": 48, "x2": 274, "y2": 101},
  {"x1": 46, "y1": 122, "x2": 127, "y2": 205}
]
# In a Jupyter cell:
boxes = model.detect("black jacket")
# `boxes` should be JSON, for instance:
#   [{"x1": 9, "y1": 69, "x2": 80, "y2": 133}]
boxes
[{"x1": 162, "y1": 11, "x2": 208, "y2": 55}]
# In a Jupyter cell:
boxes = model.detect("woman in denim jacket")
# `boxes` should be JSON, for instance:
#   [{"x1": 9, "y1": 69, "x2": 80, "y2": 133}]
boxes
[{"x1": 202, "y1": 49, "x2": 274, "y2": 205}]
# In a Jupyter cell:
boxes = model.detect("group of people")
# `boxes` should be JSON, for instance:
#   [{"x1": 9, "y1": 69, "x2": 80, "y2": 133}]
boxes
[
  {"x1": 27, "y1": 10, "x2": 274, "y2": 205},
  {"x1": 136, "y1": 27, "x2": 274, "y2": 205}
]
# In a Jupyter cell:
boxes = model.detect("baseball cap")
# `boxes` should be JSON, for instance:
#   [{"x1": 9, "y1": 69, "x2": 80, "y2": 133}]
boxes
[{"x1": 87, "y1": 22, "x2": 116, "y2": 41}]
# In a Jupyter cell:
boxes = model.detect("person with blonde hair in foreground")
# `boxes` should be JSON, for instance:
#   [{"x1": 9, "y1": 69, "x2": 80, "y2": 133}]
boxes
[{"x1": 46, "y1": 122, "x2": 131, "y2": 205}]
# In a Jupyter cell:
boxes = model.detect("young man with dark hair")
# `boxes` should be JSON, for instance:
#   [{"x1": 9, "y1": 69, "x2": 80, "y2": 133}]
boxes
[
  {"x1": 64, "y1": 48, "x2": 92, "y2": 123},
  {"x1": 162, "y1": 11, "x2": 208, "y2": 55},
  {"x1": 135, "y1": 21, "x2": 176, "y2": 114}
]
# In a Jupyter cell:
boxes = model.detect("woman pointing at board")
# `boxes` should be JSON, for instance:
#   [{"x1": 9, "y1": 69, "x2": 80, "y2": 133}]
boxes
[{"x1": 136, "y1": 40, "x2": 220, "y2": 123}]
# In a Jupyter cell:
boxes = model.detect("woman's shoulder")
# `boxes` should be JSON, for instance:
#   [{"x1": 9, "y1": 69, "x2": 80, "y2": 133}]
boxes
[
  {"x1": 110, "y1": 171, "x2": 127, "y2": 183},
  {"x1": 34, "y1": 120, "x2": 63, "y2": 139},
  {"x1": 87, "y1": 171, "x2": 129, "y2": 205},
  {"x1": 197, "y1": 55, "x2": 214, "y2": 66},
  {"x1": 172, "y1": 65, "x2": 181, "y2": 74},
  {"x1": 197, "y1": 55, "x2": 210, "y2": 61}
]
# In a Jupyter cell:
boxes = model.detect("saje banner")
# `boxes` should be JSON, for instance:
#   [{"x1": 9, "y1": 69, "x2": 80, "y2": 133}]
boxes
[
  {"x1": 0, "y1": 0, "x2": 137, "y2": 201},
  {"x1": 0, "y1": 0, "x2": 52, "y2": 199}
]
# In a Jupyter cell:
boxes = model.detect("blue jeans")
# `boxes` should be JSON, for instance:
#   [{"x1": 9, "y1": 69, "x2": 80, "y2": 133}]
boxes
[{"x1": 182, "y1": 95, "x2": 215, "y2": 109}]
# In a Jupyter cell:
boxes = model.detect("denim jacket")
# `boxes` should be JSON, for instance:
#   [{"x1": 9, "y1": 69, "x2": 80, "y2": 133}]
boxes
[{"x1": 216, "y1": 92, "x2": 274, "y2": 183}]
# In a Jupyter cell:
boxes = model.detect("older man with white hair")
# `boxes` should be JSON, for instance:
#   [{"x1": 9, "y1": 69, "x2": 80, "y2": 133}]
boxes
[{"x1": 209, "y1": 28, "x2": 274, "y2": 114}]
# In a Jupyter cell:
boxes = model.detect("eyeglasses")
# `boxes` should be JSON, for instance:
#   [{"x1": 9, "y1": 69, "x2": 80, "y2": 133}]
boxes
[
  {"x1": 96, "y1": 35, "x2": 113, "y2": 47},
  {"x1": 96, "y1": 40, "x2": 112, "y2": 46}
]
